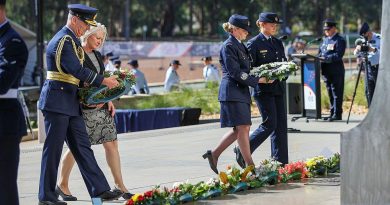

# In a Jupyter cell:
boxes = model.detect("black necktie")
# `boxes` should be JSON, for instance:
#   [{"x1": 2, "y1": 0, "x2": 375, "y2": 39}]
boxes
[{"x1": 268, "y1": 37, "x2": 274, "y2": 45}]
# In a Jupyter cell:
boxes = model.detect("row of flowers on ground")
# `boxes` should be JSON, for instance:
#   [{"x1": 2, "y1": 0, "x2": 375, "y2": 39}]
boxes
[{"x1": 125, "y1": 153, "x2": 340, "y2": 205}]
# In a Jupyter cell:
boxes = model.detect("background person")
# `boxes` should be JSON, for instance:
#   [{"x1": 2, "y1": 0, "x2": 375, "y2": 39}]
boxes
[
  {"x1": 128, "y1": 59, "x2": 149, "y2": 94},
  {"x1": 286, "y1": 38, "x2": 306, "y2": 61},
  {"x1": 103, "y1": 51, "x2": 116, "y2": 72},
  {"x1": 164, "y1": 59, "x2": 181, "y2": 92},
  {"x1": 202, "y1": 56, "x2": 221, "y2": 84},
  {"x1": 0, "y1": 0, "x2": 29, "y2": 204},
  {"x1": 113, "y1": 59, "x2": 121, "y2": 70},
  {"x1": 318, "y1": 18, "x2": 346, "y2": 121},
  {"x1": 353, "y1": 22, "x2": 381, "y2": 107}
]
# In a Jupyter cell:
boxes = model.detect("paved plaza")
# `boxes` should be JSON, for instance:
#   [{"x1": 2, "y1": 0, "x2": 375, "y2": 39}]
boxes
[{"x1": 18, "y1": 114, "x2": 364, "y2": 205}]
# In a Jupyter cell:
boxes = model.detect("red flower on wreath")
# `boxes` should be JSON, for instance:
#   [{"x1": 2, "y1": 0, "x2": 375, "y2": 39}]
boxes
[
  {"x1": 120, "y1": 72, "x2": 126, "y2": 79},
  {"x1": 144, "y1": 190, "x2": 153, "y2": 198},
  {"x1": 138, "y1": 194, "x2": 145, "y2": 202},
  {"x1": 125, "y1": 199, "x2": 134, "y2": 205},
  {"x1": 278, "y1": 161, "x2": 308, "y2": 181}
]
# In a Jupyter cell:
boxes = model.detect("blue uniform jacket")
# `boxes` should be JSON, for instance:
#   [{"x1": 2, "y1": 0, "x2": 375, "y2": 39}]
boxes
[
  {"x1": 247, "y1": 33, "x2": 287, "y2": 95},
  {"x1": 318, "y1": 33, "x2": 346, "y2": 75},
  {"x1": 39, "y1": 27, "x2": 104, "y2": 116},
  {"x1": 218, "y1": 35, "x2": 259, "y2": 104},
  {"x1": 0, "y1": 22, "x2": 28, "y2": 138}
]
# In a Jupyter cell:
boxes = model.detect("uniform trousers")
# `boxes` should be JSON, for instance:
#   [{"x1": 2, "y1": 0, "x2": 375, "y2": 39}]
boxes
[
  {"x1": 364, "y1": 64, "x2": 379, "y2": 107},
  {"x1": 249, "y1": 92, "x2": 288, "y2": 164},
  {"x1": 0, "y1": 136, "x2": 22, "y2": 205},
  {"x1": 323, "y1": 72, "x2": 345, "y2": 117},
  {"x1": 39, "y1": 111, "x2": 110, "y2": 201}
]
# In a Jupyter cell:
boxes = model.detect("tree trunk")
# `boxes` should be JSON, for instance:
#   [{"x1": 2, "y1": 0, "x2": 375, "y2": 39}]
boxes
[
  {"x1": 160, "y1": 0, "x2": 176, "y2": 37},
  {"x1": 210, "y1": 0, "x2": 219, "y2": 36}
]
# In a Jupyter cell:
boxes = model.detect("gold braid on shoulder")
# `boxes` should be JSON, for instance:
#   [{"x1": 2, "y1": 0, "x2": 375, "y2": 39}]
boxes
[
  {"x1": 55, "y1": 35, "x2": 85, "y2": 73},
  {"x1": 46, "y1": 35, "x2": 83, "y2": 86}
]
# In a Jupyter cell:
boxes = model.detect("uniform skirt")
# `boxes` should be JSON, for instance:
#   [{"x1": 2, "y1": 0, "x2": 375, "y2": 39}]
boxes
[
  {"x1": 82, "y1": 107, "x2": 117, "y2": 145},
  {"x1": 220, "y1": 101, "x2": 252, "y2": 128}
]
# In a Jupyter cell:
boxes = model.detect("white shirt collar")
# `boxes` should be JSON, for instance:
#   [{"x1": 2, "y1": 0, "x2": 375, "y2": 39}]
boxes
[
  {"x1": 65, "y1": 25, "x2": 79, "y2": 39},
  {"x1": 262, "y1": 32, "x2": 271, "y2": 40}
]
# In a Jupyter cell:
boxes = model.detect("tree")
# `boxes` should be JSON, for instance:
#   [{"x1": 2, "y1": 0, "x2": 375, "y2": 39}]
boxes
[{"x1": 5, "y1": 0, "x2": 383, "y2": 41}]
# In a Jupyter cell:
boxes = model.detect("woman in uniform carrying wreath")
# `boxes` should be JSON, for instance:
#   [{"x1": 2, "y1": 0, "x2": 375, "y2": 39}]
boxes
[{"x1": 202, "y1": 14, "x2": 270, "y2": 174}]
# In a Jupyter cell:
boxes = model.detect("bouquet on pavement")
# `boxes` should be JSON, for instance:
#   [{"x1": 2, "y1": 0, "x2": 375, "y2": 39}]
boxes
[
  {"x1": 250, "y1": 61, "x2": 298, "y2": 81},
  {"x1": 78, "y1": 70, "x2": 136, "y2": 105}
]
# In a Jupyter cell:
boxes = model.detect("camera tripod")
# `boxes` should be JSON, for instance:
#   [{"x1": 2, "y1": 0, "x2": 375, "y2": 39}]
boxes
[{"x1": 347, "y1": 52, "x2": 370, "y2": 124}]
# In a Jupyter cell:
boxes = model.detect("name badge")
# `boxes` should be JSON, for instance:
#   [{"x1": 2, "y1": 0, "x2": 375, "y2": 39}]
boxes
[
  {"x1": 327, "y1": 44, "x2": 335, "y2": 51},
  {"x1": 260, "y1": 50, "x2": 268, "y2": 53}
]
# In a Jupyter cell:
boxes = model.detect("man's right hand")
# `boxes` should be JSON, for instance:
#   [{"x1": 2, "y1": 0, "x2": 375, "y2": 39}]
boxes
[{"x1": 102, "y1": 75, "x2": 119, "y2": 89}]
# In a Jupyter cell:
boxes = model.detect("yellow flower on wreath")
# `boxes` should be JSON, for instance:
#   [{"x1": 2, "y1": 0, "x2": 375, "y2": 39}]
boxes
[
  {"x1": 306, "y1": 159, "x2": 317, "y2": 167},
  {"x1": 306, "y1": 156, "x2": 326, "y2": 167},
  {"x1": 131, "y1": 194, "x2": 142, "y2": 202}
]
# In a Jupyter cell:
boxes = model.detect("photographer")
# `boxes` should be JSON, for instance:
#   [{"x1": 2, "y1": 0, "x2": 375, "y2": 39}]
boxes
[{"x1": 353, "y1": 22, "x2": 381, "y2": 107}]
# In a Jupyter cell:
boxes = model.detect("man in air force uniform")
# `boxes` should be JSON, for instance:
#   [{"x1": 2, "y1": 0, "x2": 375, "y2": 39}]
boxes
[
  {"x1": 38, "y1": 4, "x2": 122, "y2": 205},
  {"x1": 318, "y1": 18, "x2": 346, "y2": 121}
]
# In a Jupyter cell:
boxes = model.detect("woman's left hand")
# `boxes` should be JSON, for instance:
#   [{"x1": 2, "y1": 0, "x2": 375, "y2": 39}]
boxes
[{"x1": 108, "y1": 101, "x2": 116, "y2": 117}]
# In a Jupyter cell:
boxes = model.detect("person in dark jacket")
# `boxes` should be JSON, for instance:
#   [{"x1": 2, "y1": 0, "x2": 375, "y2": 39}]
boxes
[
  {"x1": 319, "y1": 18, "x2": 346, "y2": 121},
  {"x1": 0, "y1": 1, "x2": 28, "y2": 204},
  {"x1": 202, "y1": 14, "x2": 268, "y2": 174},
  {"x1": 37, "y1": 4, "x2": 122, "y2": 205}
]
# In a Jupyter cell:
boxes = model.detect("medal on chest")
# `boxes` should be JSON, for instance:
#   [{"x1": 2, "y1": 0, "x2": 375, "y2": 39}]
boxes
[{"x1": 327, "y1": 43, "x2": 335, "y2": 51}]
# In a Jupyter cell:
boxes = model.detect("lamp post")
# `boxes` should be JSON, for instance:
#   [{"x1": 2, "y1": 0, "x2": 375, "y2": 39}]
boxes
[{"x1": 34, "y1": 0, "x2": 44, "y2": 89}]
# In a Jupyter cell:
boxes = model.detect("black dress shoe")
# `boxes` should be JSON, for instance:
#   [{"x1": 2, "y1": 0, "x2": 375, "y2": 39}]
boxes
[
  {"x1": 55, "y1": 185, "x2": 77, "y2": 201},
  {"x1": 327, "y1": 115, "x2": 342, "y2": 122},
  {"x1": 202, "y1": 150, "x2": 218, "y2": 174},
  {"x1": 38, "y1": 201, "x2": 67, "y2": 205},
  {"x1": 122, "y1": 192, "x2": 134, "y2": 200},
  {"x1": 112, "y1": 187, "x2": 134, "y2": 200},
  {"x1": 323, "y1": 113, "x2": 334, "y2": 121},
  {"x1": 98, "y1": 190, "x2": 123, "y2": 201},
  {"x1": 234, "y1": 146, "x2": 246, "y2": 169}
]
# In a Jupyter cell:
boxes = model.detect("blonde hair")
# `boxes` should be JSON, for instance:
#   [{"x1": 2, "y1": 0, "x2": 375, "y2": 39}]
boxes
[
  {"x1": 80, "y1": 22, "x2": 107, "y2": 49},
  {"x1": 222, "y1": 22, "x2": 238, "y2": 33},
  {"x1": 256, "y1": 20, "x2": 264, "y2": 29}
]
